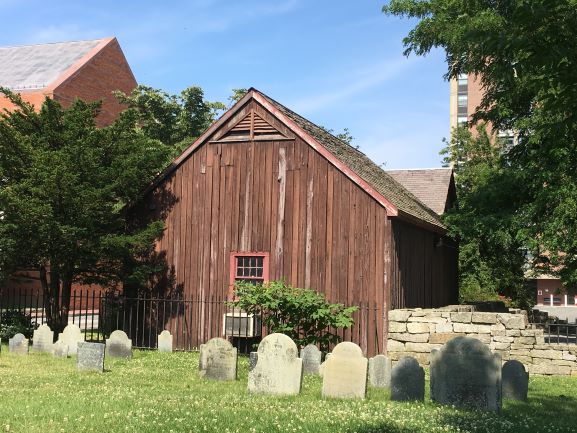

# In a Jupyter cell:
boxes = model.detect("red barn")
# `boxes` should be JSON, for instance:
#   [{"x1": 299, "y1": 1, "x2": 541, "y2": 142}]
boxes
[{"x1": 131, "y1": 88, "x2": 458, "y2": 355}]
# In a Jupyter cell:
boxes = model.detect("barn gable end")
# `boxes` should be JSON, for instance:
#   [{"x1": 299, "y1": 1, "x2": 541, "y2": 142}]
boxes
[{"x1": 132, "y1": 89, "x2": 458, "y2": 355}]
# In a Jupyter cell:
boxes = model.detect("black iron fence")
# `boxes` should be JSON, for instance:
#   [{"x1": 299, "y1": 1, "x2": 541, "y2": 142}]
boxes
[
  {"x1": 528, "y1": 308, "x2": 577, "y2": 345},
  {"x1": 0, "y1": 288, "x2": 384, "y2": 355}
]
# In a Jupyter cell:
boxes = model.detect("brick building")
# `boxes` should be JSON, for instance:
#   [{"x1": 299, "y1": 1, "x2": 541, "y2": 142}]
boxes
[{"x1": 0, "y1": 37, "x2": 136, "y2": 126}]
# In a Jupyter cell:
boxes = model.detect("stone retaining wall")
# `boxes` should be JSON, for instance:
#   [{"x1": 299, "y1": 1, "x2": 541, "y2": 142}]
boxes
[{"x1": 387, "y1": 306, "x2": 577, "y2": 376}]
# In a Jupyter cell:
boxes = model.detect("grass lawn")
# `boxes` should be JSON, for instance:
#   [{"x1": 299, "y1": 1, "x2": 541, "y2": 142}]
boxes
[{"x1": 0, "y1": 347, "x2": 576, "y2": 433}]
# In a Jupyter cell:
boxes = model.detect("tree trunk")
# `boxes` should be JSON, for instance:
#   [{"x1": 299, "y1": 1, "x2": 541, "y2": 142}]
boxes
[{"x1": 58, "y1": 272, "x2": 73, "y2": 333}]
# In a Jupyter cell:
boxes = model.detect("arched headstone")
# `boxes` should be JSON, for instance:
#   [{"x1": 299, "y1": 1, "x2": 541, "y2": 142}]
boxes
[
  {"x1": 391, "y1": 356, "x2": 424, "y2": 401},
  {"x1": 502, "y1": 360, "x2": 528, "y2": 401},
  {"x1": 198, "y1": 337, "x2": 237, "y2": 380},
  {"x1": 9, "y1": 333, "x2": 28, "y2": 354},
  {"x1": 248, "y1": 333, "x2": 302, "y2": 395},
  {"x1": 52, "y1": 339, "x2": 69, "y2": 358},
  {"x1": 105, "y1": 330, "x2": 132, "y2": 359},
  {"x1": 322, "y1": 342, "x2": 368, "y2": 399},
  {"x1": 158, "y1": 330, "x2": 173, "y2": 353},
  {"x1": 368, "y1": 354, "x2": 392, "y2": 389},
  {"x1": 59, "y1": 324, "x2": 84, "y2": 355},
  {"x1": 32, "y1": 324, "x2": 54, "y2": 353},
  {"x1": 430, "y1": 336, "x2": 502, "y2": 411},
  {"x1": 300, "y1": 344, "x2": 322, "y2": 375}
]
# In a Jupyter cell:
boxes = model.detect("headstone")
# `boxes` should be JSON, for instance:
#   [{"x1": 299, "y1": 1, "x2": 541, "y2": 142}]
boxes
[
  {"x1": 502, "y1": 360, "x2": 528, "y2": 401},
  {"x1": 430, "y1": 336, "x2": 502, "y2": 412},
  {"x1": 368, "y1": 354, "x2": 392, "y2": 389},
  {"x1": 105, "y1": 330, "x2": 132, "y2": 359},
  {"x1": 198, "y1": 337, "x2": 237, "y2": 381},
  {"x1": 390, "y1": 356, "x2": 424, "y2": 401},
  {"x1": 249, "y1": 352, "x2": 258, "y2": 372},
  {"x1": 32, "y1": 324, "x2": 54, "y2": 353},
  {"x1": 300, "y1": 344, "x2": 322, "y2": 375},
  {"x1": 322, "y1": 342, "x2": 368, "y2": 399},
  {"x1": 248, "y1": 333, "x2": 302, "y2": 395},
  {"x1": 77, "y1": 342, "x2": 105, "y2": 372},
  {"x1": 59, "y1": 324, "x2": 84, "y2": 355},
  {"x1": 158, "y1": 330, "x2": 173, "y2": 353},
  {"x1": 8, "y1": 333, "x2": 28, "y2": 354},
  {"x1": 52, "y1": 339, "x2": 69, "y2": 358}
]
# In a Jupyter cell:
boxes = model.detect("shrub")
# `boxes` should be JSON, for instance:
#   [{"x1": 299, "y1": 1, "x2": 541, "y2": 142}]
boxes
[
  {"x1": 0, "y1": 309, "x2": 36, "y2": 340},
  {"x1": 228, "y1": 280, "x2": 357, "y2": 351}
]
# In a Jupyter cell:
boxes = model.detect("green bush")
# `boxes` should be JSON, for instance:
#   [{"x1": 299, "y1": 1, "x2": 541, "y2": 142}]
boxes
[
  {"x1": 228, "y1": 280, "x2": 357, "y2": 351},
  {"x1": 0, "y1": 309, "x2": 36, "y2": 340}
]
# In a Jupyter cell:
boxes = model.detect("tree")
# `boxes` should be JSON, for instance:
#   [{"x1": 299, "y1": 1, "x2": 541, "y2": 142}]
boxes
[
  {"x1": 0, "y1": 89, "x2": 171, "y2": 332},
  {"x1": 228, "y1": 280, "x2": 357, "y2": 350},
  {"x1": 384, "y1": 0, "x2": 577, "y2": 294},
  {"x1": 441, "y1": 125, "x2": 531, "y2": 307},
  {"x1": 115, "y1": 85, "x2": 226, "y2": 155}
]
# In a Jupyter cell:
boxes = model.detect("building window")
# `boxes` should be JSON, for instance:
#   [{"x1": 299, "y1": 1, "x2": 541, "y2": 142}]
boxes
[
  {"x1": 457, "y1": 94, "x2": 468, "y2": 107},
  {"x1": 457, "y1": 116, "x2": 468, "y2": 126},
  {"x1": 538, "y1": 290, "x2": 542, "y2": 296},
  {"x1": 230, "y1": 252, "x2": 269, "y2": 292}
]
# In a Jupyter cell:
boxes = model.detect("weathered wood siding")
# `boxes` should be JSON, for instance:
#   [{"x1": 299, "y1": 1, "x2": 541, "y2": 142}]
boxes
[
  {"x1": 132, "y1": 101, "x2": 390, "y2": 355},
  {"x1": 388, "y1": 220, "x2": 458, "y2": 309}
]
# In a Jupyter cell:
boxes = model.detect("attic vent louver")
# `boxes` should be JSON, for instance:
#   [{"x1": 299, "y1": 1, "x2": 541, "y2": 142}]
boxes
[{"x1": 216, "y1": 111, "x2": 287, "y2": 142}]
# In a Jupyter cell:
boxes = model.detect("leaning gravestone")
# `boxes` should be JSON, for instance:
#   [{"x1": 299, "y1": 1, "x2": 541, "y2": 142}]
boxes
[
  {"x1": 198, "y1": 337, "x2": 237, "y2": 381},
  {"x1": 300, "y1": 344, "x2": 322, "y2": 375},
  {"x1": 59, "y1": 324, "x2": 84, "y2": 356},
  {"x1": 9, "y1": 333, "x2": 28, "y2": 354},
  {"x1": 390, "y1": 356, "x2": 424, "y2": 401},
  {"x1": 368, "y1": 354, "x2": 392, "y2": 389},
  {"x1": 502, "y1": 360, "x2": 529, "y2": 401},
  {"x1": 430, "y1": 336, "x2": 502, "y2": 412},
  {"x1": 105, "y1": 330, "x2": 132, "y2": 359},
  {"x1": 322, "y1": 342, "x2": 368, "y2": 399},
  {"x1": 77, "y1": 342, "x2": 105, "y2": 372},
  {"x1": 52, "y1": 339, "x2": 69, "y2": 358},
  {"x1": 248, "y1": 333, "x2": 302, "y2": 395},
  {"x1": 32, "y1": 324, "x2": 54, "y2": 353},
  {"x1": 158, "y1": 330, "x2": 173, "y2": 353}
]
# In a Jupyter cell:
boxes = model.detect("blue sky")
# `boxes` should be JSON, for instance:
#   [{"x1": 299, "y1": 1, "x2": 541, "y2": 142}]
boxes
[{"x1": 0, "y1": 0, "x2": 449, "y2": 169}]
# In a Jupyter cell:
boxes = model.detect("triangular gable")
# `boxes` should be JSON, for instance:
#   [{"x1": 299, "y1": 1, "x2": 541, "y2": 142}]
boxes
[{"x1": 143, "y1": 88, "x2": 445, "y2": 233}]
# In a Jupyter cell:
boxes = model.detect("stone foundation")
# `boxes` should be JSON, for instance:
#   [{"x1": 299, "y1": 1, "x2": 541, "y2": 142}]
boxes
[{"x1": 387, "y1": 306, "x2": 577, "y2": 376}]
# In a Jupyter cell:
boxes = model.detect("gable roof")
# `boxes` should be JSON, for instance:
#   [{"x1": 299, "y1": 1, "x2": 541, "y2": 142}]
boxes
[
  {"x1": 148, "y1": 88, "x2": 446, "y2": 233},
  {"x1": 0, "y1": 38, "x2": 112, "y2": 91},
  {"x1": 386, "y1": 168, "x2": 455, "y2": 216}
]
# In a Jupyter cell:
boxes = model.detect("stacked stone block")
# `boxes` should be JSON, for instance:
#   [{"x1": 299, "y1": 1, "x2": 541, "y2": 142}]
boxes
[{"x1": 387, "y1": 306, "x2": 577, "y2": 376}]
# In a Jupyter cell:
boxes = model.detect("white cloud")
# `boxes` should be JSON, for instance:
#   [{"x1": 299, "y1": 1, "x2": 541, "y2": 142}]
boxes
[{"x1": 25, "y1": 24, "x2": 105, "y2": 44}]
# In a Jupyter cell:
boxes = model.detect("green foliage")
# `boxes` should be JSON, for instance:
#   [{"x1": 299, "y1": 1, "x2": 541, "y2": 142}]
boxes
[
  {"x1": 441, "y1": 125, "x2": 531, "y2": 308},
  {"x1": 115, "y1": 85, "x2": 226, "y2": 154},
  {"x1": 228, "y1": 88, "x2": 248, "y2": 107},
  {"x1": 228, "y1": 280, "x2": 357, "y2": 350},
  {"x1": 0, "y1": 88, "x2": 171, "y2": 329},
  {"x1": 384, "y1": 0, "x2": 577, "y2": 296},
  {"x1": 0, "y1": 309, "x2": 36, "y2": 339}
]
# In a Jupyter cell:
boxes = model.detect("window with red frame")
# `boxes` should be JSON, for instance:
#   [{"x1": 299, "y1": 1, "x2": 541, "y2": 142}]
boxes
[{"x1": 230, "y1": 253, "x2": 269, "y2": 289}]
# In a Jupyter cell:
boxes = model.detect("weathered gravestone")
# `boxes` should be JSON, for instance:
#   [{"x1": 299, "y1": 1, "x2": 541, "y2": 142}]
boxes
[
  {"x1": 106, "y1": 330, "x2": 132, "y2": 359},
  {"x1": 322, "y1": 342, "x2": 368, "y2": 399},
  {"x1": 198, "y1": 337, "x2": 237, "y2": 381},
  {"x1": 430, "y1": 336, "x2": 502, "y2": 412},
  {"x1": 300, "y1": 344, "x2": 322, "y2": 375},
  {"x1": 59, "y1": 324, "x2": 84, "y2": 356},
  {"x1": 32, "y1": 324, "x2": 54, "y2": 353},
  {"x1": 157, "y1": 330, "x2": 173, "y2": 353},
  {"x1": 249, "y1": 352, "x2": 258, "y2": 372},
  {"x1": 502, "y1": 360, "x2": 528, "y2": 401},
  {"x1": 52, "y1": 339, "x2": 69, "y2": 358},
  {"x1": 368, "y1": 354, "x2": 392, "y2": 389},
  {"x1": 248, "y1": 333, "x2": 302, "y2": 395},
  {"x1": 390, "y1": 356, "x2": 424, "y2": 401},
  {"x1": 8, "y1": 333, "x2": 28, "y2": 354},
  {"x1": 77, "y1": 342, "x2": 105, "y2": 372}
]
